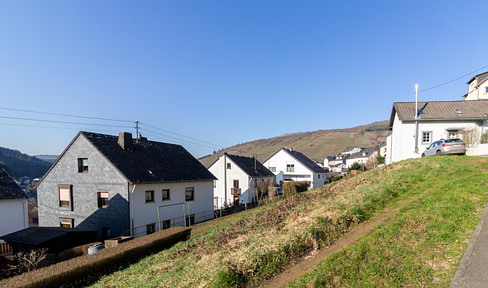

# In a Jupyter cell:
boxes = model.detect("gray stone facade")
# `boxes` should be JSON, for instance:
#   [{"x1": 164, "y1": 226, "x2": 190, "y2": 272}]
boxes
[{"x1": 37, "y1": 134, "x2": 130, "y2": 240}]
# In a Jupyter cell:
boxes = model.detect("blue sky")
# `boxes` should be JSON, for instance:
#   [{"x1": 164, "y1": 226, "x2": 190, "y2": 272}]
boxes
[{"x1": 1, "y1": 1, "x2": 488, "y2": 157}]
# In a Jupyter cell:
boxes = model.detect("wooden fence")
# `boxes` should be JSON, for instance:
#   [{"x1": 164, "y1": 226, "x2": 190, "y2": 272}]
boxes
[{"x1": 0, "y1": 242, "x2": 12, "y2": 254}]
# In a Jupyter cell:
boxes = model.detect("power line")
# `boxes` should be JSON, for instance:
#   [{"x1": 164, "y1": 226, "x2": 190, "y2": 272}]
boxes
[
  {"x1": 0, "y1": 122, "x2": 125, "y2": 134},
  {"x1": 143, "y1": 123, "x2": 221, "y2": 148},
  {"x1": 0, "y1": 115, "x2": 132, "y2": 128},
  {"x1": 0, "y1": 107, "x2": 133, "y2": 123},
  {"x1": 0, "y1": 106, "x2": 223, "y2": 151},
  {"x1": 142, "y1": 128, "x2": 221, "y2": 150},
  {"x1": 419, "y1": 64, "x2": 488, "y2": 93}
]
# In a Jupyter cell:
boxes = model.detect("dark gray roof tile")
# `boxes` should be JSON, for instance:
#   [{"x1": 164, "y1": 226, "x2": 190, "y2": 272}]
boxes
[
  {"x1": 225, "y1": 154, "x2": 275, "y2": 177},
  {"x1": 0, "y1": 169, "x2": 28, "y2": 200},
  {"x1": 81, "y1": 132, "x2": 216, "y2": 183}
]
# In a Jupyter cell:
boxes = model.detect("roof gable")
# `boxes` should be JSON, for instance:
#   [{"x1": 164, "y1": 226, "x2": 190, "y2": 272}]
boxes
[
  {"x1": 0, "y1": 169, "x2": 28, "y2": 200},
  {"x1": 467, "y1": 71, "x2": 488, "y2": 84},
  {"x1": 266, "y1": 148, "x2": 327, "y2": 173}
]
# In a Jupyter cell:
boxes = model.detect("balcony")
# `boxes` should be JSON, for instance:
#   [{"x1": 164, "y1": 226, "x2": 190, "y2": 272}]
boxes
[{"x1": 231, "y1": 188, "x2": 241, "y2": 195}]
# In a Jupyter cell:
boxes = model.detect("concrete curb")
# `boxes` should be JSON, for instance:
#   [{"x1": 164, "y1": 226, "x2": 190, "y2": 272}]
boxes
[{"x1": 450, "y1": 203, "x2": 488, "y2": 288}]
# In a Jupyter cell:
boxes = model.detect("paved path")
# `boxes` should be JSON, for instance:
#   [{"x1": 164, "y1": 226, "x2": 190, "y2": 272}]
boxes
[{"x1": 451, "y1": 203, "x2": 488, "y2": 287}]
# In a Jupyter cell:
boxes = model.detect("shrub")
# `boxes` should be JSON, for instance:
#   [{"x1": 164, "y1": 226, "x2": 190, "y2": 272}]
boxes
[
  {"x1": 0, "y1": 227, "x2": 191, "y2": 288},
  {"x1": 481, "y1": 132, "x2": 488, "y2": 144},
  {"x1": 349, "y1": 162, "x2": 363, "y2": 171},
  {"x1": 282, "y1": 181, "x2": 310, "y2": 198}
]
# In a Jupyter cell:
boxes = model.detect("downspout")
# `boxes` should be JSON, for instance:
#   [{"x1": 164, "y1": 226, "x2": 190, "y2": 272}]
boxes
[
  {"x1": 130, "y1": 183, "x2": 136, "y2": 236},
  {"x1": 224, "y1": 154, "x2": 227, "y2": 208},
  {"x1": 414, "y1": 84, "x2": 419, "y2": 153}
]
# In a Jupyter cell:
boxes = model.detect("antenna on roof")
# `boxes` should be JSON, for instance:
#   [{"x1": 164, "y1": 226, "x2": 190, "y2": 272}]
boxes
[{"x1": 135, "y1": 120, "x2": 140, "y2": 143}]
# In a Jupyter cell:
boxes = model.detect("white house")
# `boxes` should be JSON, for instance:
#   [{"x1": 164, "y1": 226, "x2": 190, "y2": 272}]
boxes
[
  {"x1": 386, "y1": 100, "x2": 488, "y2": 164},
  {"x1": 36, "y1": 132, "x2": 216, "y2": 239},
  {"x1": 0, "y1": 169, "x2": 29, "y2": 242},
  {"x1": 324, "y1": 155, "x2": 348, "y2": 173},
  {"x1": 464, "y1": 72, "x2": 488, "y2": 100},
  {"x1": 345, "y1": 147, "x2": 378, "y2": 168},
  {"x1": 264, "y1": 148, "x2": 328, "y2": 189},
  {"x1": 208, "y1": 153, "x2": 275, "y2": 209}
]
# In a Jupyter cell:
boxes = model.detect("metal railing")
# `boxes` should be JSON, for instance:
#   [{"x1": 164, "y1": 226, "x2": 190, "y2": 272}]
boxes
[{"x1": 132, "y1": 208, "x2": 215, "y2": 238}]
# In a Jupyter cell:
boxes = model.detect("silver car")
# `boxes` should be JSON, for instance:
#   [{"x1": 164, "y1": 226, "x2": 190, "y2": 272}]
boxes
[{"x1": 421, "y1": 139, "x2": 466, "y2": 157}]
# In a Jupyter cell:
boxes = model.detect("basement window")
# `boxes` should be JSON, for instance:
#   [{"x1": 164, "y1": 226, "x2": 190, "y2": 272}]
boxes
[
  {"x1": 162, "y1": 219, "x2": 171, "y2": 229},
  {"x1": 97, "y1": 192, "x2": 109, "y2": 208},
  {"x1": 146, "y1": 223, "x2": 155, "y2": 235},
  {"x1": 60, "y1": 218, "x2": 74, "y2": 228},
  {"x1": 185, "y1": 214, "x2": 195, "y2": 226}
]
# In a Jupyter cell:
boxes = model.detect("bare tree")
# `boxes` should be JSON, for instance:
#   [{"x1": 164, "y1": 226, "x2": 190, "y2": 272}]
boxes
[
  {"x1": 10, "y1": 248, "x2": 48, "y2": 273},
  {"x1": 462, "y1": 128, "x2": 480, "y2": 147}
]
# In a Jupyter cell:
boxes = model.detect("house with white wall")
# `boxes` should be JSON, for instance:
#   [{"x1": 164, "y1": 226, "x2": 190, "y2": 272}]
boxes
[
  {"x1": 208, "y1": 153, "x2": 275, "y2": 209},
  {"x1": 464, "y1": 72, "x2": 488, "y2": 100},
  {"x1": 324, "y1": 155, "x2": 348, "y2": 173},
  {"x1": 36, "y1": 132, "x2": 216, "y2": 239},
  {"x1": 0, "y1": 169, "x2": 29, "y2": 242},
  {"x1": 386, "y1": 100, "x2": 488, "y2": 164},
  {"x1": 264, "y1": 148, "x2": 328, "y2": 189},
  {"x1": 345, "y1": 147, "x2": 378, "y2": 168}
]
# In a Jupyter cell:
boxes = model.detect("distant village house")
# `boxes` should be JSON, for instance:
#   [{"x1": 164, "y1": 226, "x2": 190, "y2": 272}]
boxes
[
  {"x1": 208, "y1": 153, "x2": 275, "y2": 209},
  {"x1": 264, "y1": 148, "x2": 328, "y2": 189}
]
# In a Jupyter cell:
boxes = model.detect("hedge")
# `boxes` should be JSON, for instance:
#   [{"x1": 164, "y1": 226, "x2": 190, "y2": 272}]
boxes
[{"x1": 0, "y1": 227, "x2": 191, "y2": 288}]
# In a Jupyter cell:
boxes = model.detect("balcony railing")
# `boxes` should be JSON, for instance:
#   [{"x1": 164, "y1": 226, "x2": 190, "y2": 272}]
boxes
[{"x1": 231, "y1": 188, "x2": 241, "y2": 195}]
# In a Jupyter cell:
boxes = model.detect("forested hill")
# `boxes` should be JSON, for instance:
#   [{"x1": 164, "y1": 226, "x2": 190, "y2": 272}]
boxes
[{"x1": 0, "y1": 146, "x2": 52, "y2": 178}]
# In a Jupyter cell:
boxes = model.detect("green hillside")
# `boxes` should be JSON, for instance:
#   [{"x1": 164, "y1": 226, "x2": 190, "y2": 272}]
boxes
[
  {"x1": 199, "y1": 120, "x2": 389, "y2": 167},
  {"x1": 0, "y1": 146, "x2": 51, "y2": 178},
  {"x1": 88, "y1": 156, "x2": 488, "y2": 287}
]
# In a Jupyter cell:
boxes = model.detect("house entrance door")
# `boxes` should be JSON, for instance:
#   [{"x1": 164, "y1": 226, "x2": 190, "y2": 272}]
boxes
[{"x1": 233, "y1": 195, "x2": 240, "y2": 206}]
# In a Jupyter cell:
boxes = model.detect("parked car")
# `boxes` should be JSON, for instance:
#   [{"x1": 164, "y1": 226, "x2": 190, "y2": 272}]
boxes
[{"x1": 421, "y1": 139, "x2": 466, "y2": 157}]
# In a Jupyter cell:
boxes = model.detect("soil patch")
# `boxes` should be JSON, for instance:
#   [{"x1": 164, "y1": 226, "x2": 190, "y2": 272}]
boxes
[{"x1": 259, "y1": 204, "x2": 404, "y2": 288}]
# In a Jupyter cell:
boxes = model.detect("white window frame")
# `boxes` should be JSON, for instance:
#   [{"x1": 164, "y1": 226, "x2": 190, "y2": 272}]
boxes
[{"x1": 422, "y1": 131, "x2": 432, "y2": 144}]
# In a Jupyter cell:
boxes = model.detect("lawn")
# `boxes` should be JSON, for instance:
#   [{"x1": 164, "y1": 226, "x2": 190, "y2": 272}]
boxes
[
  {"x1": 289, "y1": 156, "x2": 488, "y2": 287},
  {"x1": 89, "y1": 156, "x2": 488, "y2": 287}
]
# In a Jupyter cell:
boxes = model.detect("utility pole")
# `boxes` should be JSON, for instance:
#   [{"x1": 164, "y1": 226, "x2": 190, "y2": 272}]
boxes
[{"x1": 135, "y1": 120, "x2": 140, "y2": 143}]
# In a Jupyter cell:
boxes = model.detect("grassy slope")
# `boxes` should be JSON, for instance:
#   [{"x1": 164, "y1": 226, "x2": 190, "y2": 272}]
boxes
[
  {"x1": 199, "y1": 121, "x2": 389, "y2": 167},
  {"x1": 90, "y1": 156, "x2": 488, "y2": 287},
  {"x1": 289, "y1": 157, "x2": 488, "y2": 287}
]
